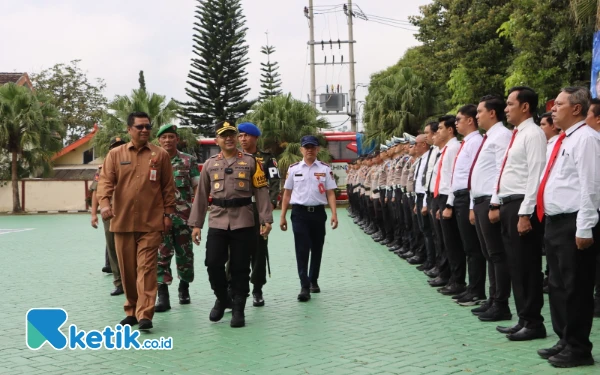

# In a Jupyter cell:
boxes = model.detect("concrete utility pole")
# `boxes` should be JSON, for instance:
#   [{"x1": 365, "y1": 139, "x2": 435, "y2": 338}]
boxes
[
  {"x1": 347, "y1": 0, "x2": 357, "y2": 132},
  {"x1": 308, "y1": 0, "x2": 317, "y2": 109}
]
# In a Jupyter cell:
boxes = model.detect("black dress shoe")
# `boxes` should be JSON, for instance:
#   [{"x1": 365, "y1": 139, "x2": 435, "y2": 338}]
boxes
[
  {"x1": 440, "y1": 284, "x2": 466, "y2": 296},
  {"x1": 110, "y1": 286, "x2": 124, "y2": 296},
  {"x1": 298, "y1": 288, "x2": 311, "y2": 302},
  {"x1": 548, "y1": 349, "x2": 595, "y2": 368},
  {"x1": 252, "y1": 292, "x2": 264, "y2": 307},
  {"x1": 424, "y1": 267, "x2": 440, "y2": 278},
  {"x1": 496, "y1": 323, "x2": 522, "y2": 334},
  {"x1": 452, "y1": 290, "x2": 469, "y2": 300},
  {"x1": 388, "y1": 245, "x2": 401, "y2": 252},
  {"x1": 428, "y1": 277, "x2": 448, "y2": 287},
  {"x1": 407, "y1": 256, "x2": 425, "y2": 265},
  {"x1": 138, "y1": 319, "x2": 153, "y2": 331},
  {"x1": 471, "y1": 299, "x2": 492, "y2": 315},
  {"x1": 380, "y1": 239, "x2": 391, "y2": 246},
  {"x1": 416, "y1": 263, "x2": 432, "y2": 271},
  {"x1": 120, "y1": 316, "x2": 138, "y2": 326},
  {"x1": 310, "y1": 283, "x2": 321, "y2": 293},
  {"x1": 400, "y1": 251, "x2": 414, "y2": 259},
  {"x1": 478, "y1": 304, "x2": 512, "y2": 321},
  {"x1": 537, "y1": 343, "x2": 565, "y2": 359},
  {"x1": 507, "y1": 326, "x2": 547, "y2": 341},
  {"x1": 102, "y1": 266, "x2": 112, "y2": 274}
]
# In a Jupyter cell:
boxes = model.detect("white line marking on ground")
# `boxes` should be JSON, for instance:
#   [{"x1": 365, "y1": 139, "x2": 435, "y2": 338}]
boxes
[{"x1": 0, "y1": 228, "x2": 35, "y2": 235}]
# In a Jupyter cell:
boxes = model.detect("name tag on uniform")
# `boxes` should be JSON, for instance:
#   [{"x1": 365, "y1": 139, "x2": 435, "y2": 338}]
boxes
[
  {"x1": 120, "y1": 161, "x2": 131, "y2": 165},
  {"x1": 149, "y1": 168, "x2": 157, "y2": 181},
  {"x1": 295, "y1": 173, "x2": 303, "y2": 177},
  {"x1": 314, "y1": 173, "x2": 326, "y2": 177}
]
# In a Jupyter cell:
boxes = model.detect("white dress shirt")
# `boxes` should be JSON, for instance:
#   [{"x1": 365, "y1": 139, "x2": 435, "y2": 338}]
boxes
[
  {"x1": 447, "y1": 131, "x2": 483, "y2": 206},
  {"x1": 542, "y1": 122, "x2": 600, "y2": 238},
  {"x1": 423, "y1": 148, "x2": 442, "y2": 208},
  {"x1": 546, "y1": 134, "x2": 559, "y2": 160},
  {"x1": 436, "y1": 137, "x2": 460, "y2": 202},
  {"x1": 470, "y1": 122, "x2": 512, "y2": 209},
  {"x1": 284, "y1": 159, "x2": 338, "y2": 205},
  {"x1": 415, "y1": 149, "x2": 431, "y2": 194},
  {"x1": 490, "y1": 117, "x2": 547, "y2": 215}
]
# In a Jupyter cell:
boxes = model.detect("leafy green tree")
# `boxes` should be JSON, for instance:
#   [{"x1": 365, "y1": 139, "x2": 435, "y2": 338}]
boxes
[
  {"x1": 0, "y1": 83, "x2": 64, "y2": 212},
  {"x1": 259, "y1": 44, "x2": 282, "y2": 101},
  {"x1": 363, "y1": 67, "x2": 439, "y2": 142},
  {"x1": 94, "y1": 89, "x2": 196, "y2": 157},
  {"x1": 180, "y1": 0, "x2": 253, "y2": 135},
  {"x1": 138, "y1": 70, "x2": 147, "y2": 92},
  {"x1": 238, "y1": 93, "x2": 330, "y2": 174},
  {"x1": 30, "y1": 60, "x2": 107, "y2": 143}
]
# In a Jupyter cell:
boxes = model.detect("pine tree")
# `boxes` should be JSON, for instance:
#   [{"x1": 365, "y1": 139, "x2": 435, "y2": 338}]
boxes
[
  {"x1": 180, "y1": 0, "x2": 252, "y2": 135},
  {"x1": 138, "y1": 70, "x2": 146, "y2": 92},
  {"x1": 259, "y1": 44, "x2": 282, "y2": 101}
]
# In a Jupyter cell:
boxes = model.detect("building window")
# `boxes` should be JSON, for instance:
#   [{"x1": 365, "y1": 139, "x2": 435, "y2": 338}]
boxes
[{"x1": 83, "y1": 148, "x2": 94, "y2": 164}]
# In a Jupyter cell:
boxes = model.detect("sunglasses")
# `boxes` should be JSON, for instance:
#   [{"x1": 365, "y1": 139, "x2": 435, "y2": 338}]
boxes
[
  {"x1": 133, "y1": 125, "x2": 152, "y2": 131},
  {"x1": 218, "y1": 133, "x2": 237, "y2": 139}
]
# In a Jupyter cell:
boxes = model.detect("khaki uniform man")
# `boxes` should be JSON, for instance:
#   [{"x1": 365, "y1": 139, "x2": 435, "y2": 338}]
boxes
[{"x1": 189, "y1": 121, "x2": 273, "y2": 328}]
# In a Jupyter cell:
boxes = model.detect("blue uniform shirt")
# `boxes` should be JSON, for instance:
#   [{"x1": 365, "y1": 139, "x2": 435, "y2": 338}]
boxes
[{"x1": 284, "y1": 159, "x2": 338, "y2": 205}]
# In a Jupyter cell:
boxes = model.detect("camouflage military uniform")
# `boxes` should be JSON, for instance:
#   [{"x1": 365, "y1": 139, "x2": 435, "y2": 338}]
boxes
[{"x1": 157, "y1": 151, "x2": 200, "y2": 285}]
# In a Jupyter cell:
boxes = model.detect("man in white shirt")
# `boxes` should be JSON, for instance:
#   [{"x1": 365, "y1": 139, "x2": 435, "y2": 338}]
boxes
[
  {"x1": 469, "y1": 95, "x2": 513, "y2": 322},
  {"x1": 584, "y1": 98, "x2": 600, "y2": 318},
  {"x1": 443, "y1": 104, "x2": 486, "y2": 307},
  {"x1": 424, "y1": 122, "x2": 452, "y2": 286},
  {"x1": 489, "y1": 86, "x2": 547, "y2": 341},
  {"x1": 413, "y1": 134, "x2": 435, "y2": 268},
  {"x1": 433, "y1": 115, "x2": 467, "y2": 296},
  {"x1": 280, "y1": 135, "x2": 338, "y2": 302},
  {"x1": 536, "y1": 87, "x2": 600, "y2": 368}
]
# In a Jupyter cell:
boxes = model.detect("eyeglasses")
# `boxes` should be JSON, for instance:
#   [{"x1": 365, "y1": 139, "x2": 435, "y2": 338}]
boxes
[
  {"x1": 218, "y1": 133, "x2": 237, "y2": 139},
  {"x1": 133, "y1": 125, "x2": 152, "y2": 131}
]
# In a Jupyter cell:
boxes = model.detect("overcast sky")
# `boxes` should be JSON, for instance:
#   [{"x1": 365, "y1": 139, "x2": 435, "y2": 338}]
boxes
[{"x1": 0, "y1": 0, "x2": 430, "y2": 129}]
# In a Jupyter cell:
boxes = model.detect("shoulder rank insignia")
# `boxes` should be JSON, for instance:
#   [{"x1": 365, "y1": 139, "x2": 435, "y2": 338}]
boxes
[{"x1": 238, "y1": 161, "x2": 248, "y2": 166}]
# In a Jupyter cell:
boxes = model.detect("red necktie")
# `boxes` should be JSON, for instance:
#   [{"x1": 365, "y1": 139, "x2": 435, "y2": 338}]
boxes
[
  {"x1": 536, "y1": 132, "x2": 567, "y2": 222},
  {"x1": 496, "y1": 129, "x2": 518, "y2": 193},
  {"x1": 433, "y1": 147, "x2": 447, "y2": 198},
  {"x1": 450, "y1": 141, "x2": 465, "y2": 186},
  {"x1": 468, "y1": 134, "x2": 487, "y2": 191}
]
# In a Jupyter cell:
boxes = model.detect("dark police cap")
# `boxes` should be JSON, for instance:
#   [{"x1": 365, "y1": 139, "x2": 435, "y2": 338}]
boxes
[
  {"x1": 215, "y1": 121, "x2": 238, "y2": 135},
  {"x1": 300, "y1": 135, "x2": 320, "y2": 147},
  {"x1": 109, "y1": 137, "x2": 126, "y2": 150}
]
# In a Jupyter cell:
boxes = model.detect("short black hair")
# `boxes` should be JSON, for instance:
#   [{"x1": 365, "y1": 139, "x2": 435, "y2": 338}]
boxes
[
  {"x1": 508, "y1": 86, "x2": 538, "y2": 115},
  {"x1": 591, "y1": 98, "x2": 600, "y2": 117},
  {"x1": 127, "y1": 112, "x2": 151, "y2": 127},
  {"x1": 429, "y1": 122, "x2": 440, "y2": 132},
  {"x1": 438, "y1": 114, "x2": 457, "y2": 136},
  {"x1": 479, "y1": 95, "x2": 507, "y2": 122},
  {"x1": 540, "y1": 112, "x2": 553, "y2": 125},
  {"x1": 458, "y1": 104, "x2": 478, "y2": 127}
]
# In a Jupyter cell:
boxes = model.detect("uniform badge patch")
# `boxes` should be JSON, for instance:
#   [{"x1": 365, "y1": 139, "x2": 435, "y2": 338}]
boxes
[
  {"x1": 239, "y1": 181, "x2": 245, "y2": 187},
  {"x1": 214, "y1": 182, "x2": 220, "y2": 189},
  {"x1": 214, "y1": 173, "x2": 219, "y2": 180},
  {"x1": 238, "y1": 172, "x2": 246, "y2": 178},
  {"x1": 238, "y1": 161, "x2": 248, "y2": 166}
]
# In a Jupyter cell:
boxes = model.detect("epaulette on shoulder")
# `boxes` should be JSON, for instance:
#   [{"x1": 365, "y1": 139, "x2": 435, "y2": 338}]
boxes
[
  {"x1": 319, "y1": 161, "x2": 330, "y2": 167},
  {"x1": 243, "y1": 151, "x2": 253, "y2": 157},
  {"x1": 209, "y1": 154, "x2": 219, "y2": 159},
  {"x1": 289, "y1": 162, "x2": 300, "y2": 168}
]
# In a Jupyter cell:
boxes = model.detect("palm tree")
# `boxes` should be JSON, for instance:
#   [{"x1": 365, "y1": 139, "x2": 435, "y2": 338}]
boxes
[
  {"x1": 238, "y1": 93, "x2": 331, "y2": 174},
  {"x1": 94, "y1": 89, "x2": 197, "y2": 156},
  {"x1": 0, "y1": 83, "x2": 64, "y2": 212},
  {"x1": 363, "y1": 67, "x2": 438, "y2": 143},
  {"x1": 570, "y1": 0, "x2": 600, "y2": 28}
]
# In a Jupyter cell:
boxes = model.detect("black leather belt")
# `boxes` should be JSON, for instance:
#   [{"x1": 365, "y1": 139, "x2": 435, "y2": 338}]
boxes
[
  {"x1": 416, "y1": 193, "x2": 425, "y2": 198},
  {"x1": 293, "y1": 205, "x2": 325, "y2": 213},
  {"x1": 453, "y1": 189, "x2": 469, "y2": 197},
  {"x1": 545, "y1": 212, "x2": 577, "y2": 223},
  {"x1": 473, "y1": 195, "x2": 492, "y2": 205},
  {"x1": 499, "y1": 194, "x2": 525, "y2": 205},
  {"x1": 212, "y1": 197, "x2": 252, "y2": 208}
]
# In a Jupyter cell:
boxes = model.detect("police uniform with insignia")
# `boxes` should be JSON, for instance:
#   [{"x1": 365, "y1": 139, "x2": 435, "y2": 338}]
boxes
[
  {"x1": 236, "y1": 122, "x2": 281, "y2": 307},
  {"x1": 280, "y1": 135, "x2": 338, "y2": 302},
  {"x1": 188, "y1": 121, "x2": 273, "y2": 328},
  {"x1": 154, "y1": 124, "x2": 201, "y2": 312},
  {"x1": 89, "y1": 136, "x2": 126, "y2": 296}
]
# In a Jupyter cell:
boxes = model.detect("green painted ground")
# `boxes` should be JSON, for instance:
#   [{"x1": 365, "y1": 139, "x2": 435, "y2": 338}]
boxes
[{"x1": 0, "y1": 210, "x2": 598, "y2": 374}]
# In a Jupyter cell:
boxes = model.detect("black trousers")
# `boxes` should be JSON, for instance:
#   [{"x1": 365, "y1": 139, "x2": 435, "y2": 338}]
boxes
[
  {"x1": 409, "y1": 195, "x2": 424, "y2": 254},
  {"x1": 416, "y1": 194, "x2": 435, "y2": 265},
  {"x1": 251, "y1": 205, "x2": 268, "y2": 289},
  {"x1": 394, "y1": 189, "x2": 405, "y2": 244},
  {"x1": 545, "y1": 212, "x2": 599, "y2": 356},
  {"x1": 385, "y1": 191, "x2": 395, "y2": 241},
  {"x1": 373, "y1": 197, "x2": 385, "y2": 236},
  {"x1": 454, "y1": 193, "x2": 486, "y2": 296},
  {"x1": 206, "y1": 227, "x2": 254, "y2": 299},
  {"x1": 596, "y1": 253, "x2": 600, "y2": 299},
  {"x1": 380, "y1": 194, "x2": 393, "y2": 241},
  {"x1": 499, "y1": 199, "x2": 544, "y2": 328},
  {"x1": 291, "y1": 205, "x2": 327, "y2": 288},
  {"x1": 438, "y1": 194, "x2": 466, "y2": 286},
  {"x1": 402, "y1": 193, "x2": 415, "y2": 249},
  {"x1": 473, "y1": 198, "x2": 511, "y2": 305},
  {"x1": 431, "y1": 195, "x2": 451, "y2": 279}
]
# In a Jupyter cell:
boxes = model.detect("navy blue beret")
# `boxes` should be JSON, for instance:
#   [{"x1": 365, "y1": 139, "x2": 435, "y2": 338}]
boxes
[{"x1": 237, "y1": 122, "x2": 261, "y2": 137}]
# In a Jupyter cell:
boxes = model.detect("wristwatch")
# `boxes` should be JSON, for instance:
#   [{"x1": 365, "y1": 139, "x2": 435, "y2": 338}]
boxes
[
  {"x1": 488, "y1": 205, "x2": 500, "y2": 211},
  {"x1": 163, "y1": 213, "x2": 175, "y2": 219}
]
